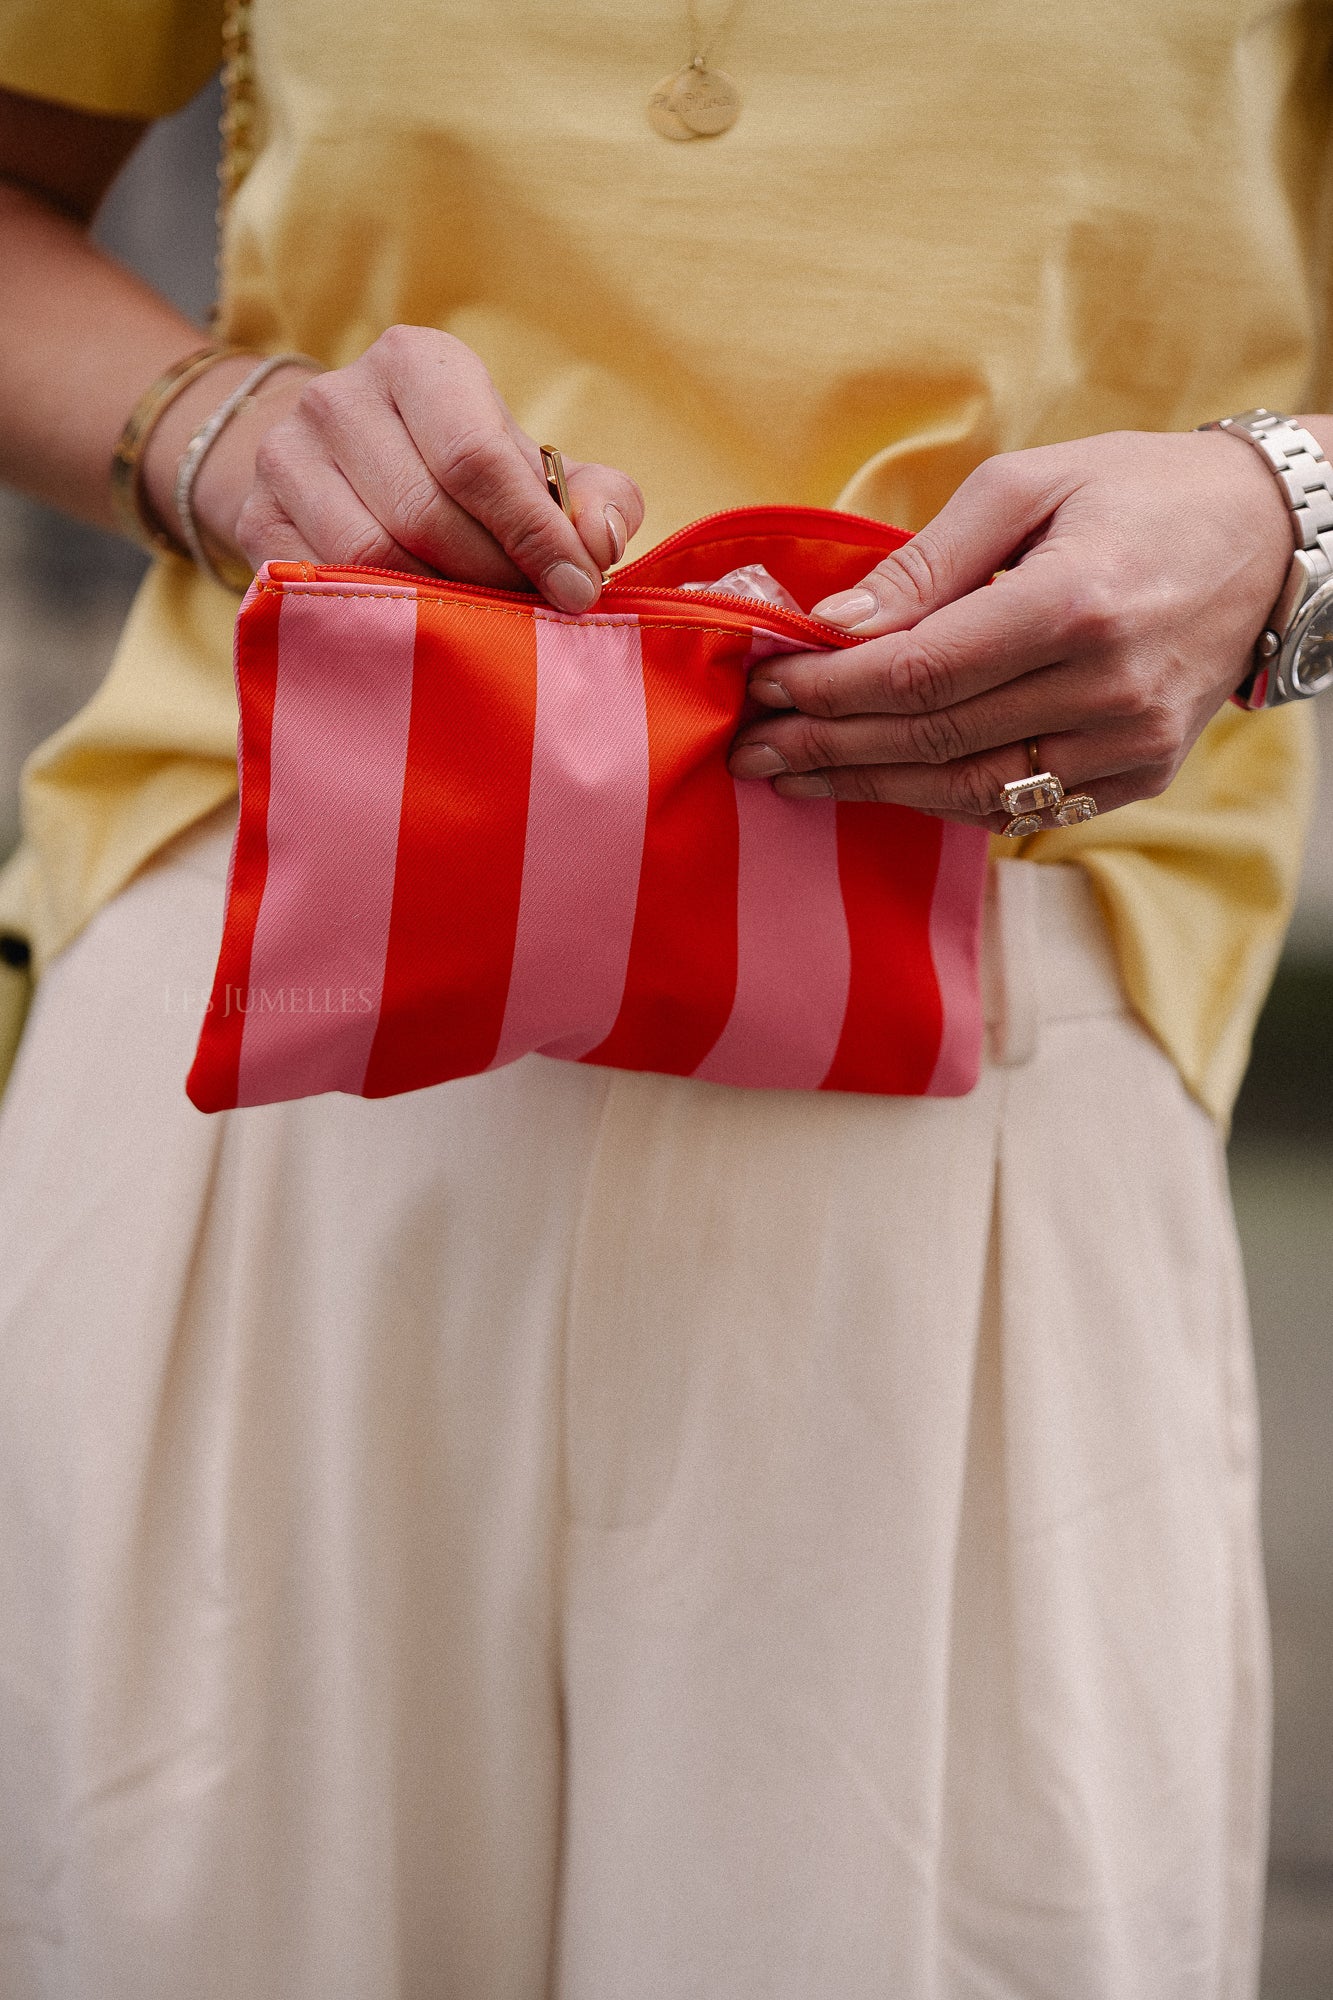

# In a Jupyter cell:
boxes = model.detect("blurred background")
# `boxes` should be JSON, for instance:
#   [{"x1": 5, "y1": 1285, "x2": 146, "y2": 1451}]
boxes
[{"x1": 1, "y1": 77, "x2": 1330, "y2": 1996}]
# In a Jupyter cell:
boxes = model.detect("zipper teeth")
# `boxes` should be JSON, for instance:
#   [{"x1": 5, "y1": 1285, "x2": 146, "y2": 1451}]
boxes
[
  {"x1": 274, "y1": 504, "x2": 900, "y2": 635},
  {"x1": 279, "y1": 563, "x2": 845, "y2": 642},
  {"x1": 610, "y1": 583, "x2": 835, "y2": 639}
]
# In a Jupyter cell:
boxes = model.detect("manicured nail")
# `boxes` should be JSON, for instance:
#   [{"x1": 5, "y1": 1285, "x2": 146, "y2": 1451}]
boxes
[
  {"x1": 604, "y1": 504, "x2": 627, "y2": 563},
  {"x1": 729, "y1": 743, "x2": 789, "y2": 778},
  {"x1": 812, "y1": 588, "x2": 878, "y2": 630},
  {"x1": 542, "y1": 561, "x2": 598, "y2": 613},
  {"x1": 775, "y1": 772, "x2": 832, "y2": 798},
  {"x1": 749, "y1": 677, "x2": 795, "y2": 709}
]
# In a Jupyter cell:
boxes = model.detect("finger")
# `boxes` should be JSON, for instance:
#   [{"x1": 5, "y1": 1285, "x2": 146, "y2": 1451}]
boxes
[
  {"x1": 751, "y1": 548, "x2": 1099, "y2": 718},
  {"x1": 766, "y1": 733, "x2": 1162, "y2": 820},
  {"x1": 294, "y1": 373, "x2": 530, "y2": 587},
  {"x1": 808, "y1": 456, "x2": 1080, "y2": 636},
  {"x1": 247, "y1": 425, "x2": 449, "y2": 577},
  {"x1": 233, "y1": 496, "x2": 321, "y2": 568},
  {"x1": 772, "y1": 762, "x2": 1153, "y2": 827},
  {"x1": 809, "y1": 449, "x2": 1079, "y2": 635},
  {"x1": 736, "y1": 709, "x2": 1165, "y2": 795},
  {"x1": 559, "y1": 455, "x2": 646, "y2": 571},
  {"x1": 382, "y1": 333, "x2": 606, "y2": 610},
  {"x1": 732, "y1": 654, "x2": 1165, "y2": 776}
]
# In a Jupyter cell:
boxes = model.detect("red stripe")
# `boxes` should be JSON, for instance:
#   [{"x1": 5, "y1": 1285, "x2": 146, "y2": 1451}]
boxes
[
  {"x1": 360, "y1": 596, "x2": 537, "y2": 1096},
  {"x1": 186, "y1": 576, "x2": 283, "y2": 1112},
  {"x1": 581, "y1": 623, "x2": 742, "y2": 1079},
  {"x1": 819, "y1": 804, "x2": 945, "y2": 1094}
]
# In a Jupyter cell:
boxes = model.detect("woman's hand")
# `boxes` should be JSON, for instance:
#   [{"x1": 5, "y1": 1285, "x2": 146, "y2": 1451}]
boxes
[
  {"x1": 146, "y1": 326, "x2": 644, "y2": 611},
  {"x1": 727, "y1": 428, "x2": 1302, "y2": 826}
]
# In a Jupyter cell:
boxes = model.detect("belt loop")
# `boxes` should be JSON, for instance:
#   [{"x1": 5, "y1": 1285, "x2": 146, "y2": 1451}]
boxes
[{"x1": 991, "y1": 860, "x2": 1041, "y2": 1066}]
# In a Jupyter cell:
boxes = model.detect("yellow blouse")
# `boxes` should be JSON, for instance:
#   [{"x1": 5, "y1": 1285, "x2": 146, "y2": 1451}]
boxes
[{"x1": 0, "y1": 0, "x2": 1322, "y2": 1119}]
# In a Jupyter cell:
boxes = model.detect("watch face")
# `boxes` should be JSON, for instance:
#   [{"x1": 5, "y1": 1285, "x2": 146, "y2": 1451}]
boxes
[{"x1": 1290, "y1": 579, "x2": 1333, "y2": 697}]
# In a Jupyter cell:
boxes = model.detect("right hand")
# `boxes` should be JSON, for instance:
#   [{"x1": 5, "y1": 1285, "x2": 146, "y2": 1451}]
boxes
[{"x1": 149, "y1": 326, "x2": 644, "y2": 611}]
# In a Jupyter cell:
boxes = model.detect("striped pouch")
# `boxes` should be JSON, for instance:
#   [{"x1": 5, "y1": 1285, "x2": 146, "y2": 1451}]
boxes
[{"x1": 186, "y1": 505, "x2": 988, "y2": 1111}]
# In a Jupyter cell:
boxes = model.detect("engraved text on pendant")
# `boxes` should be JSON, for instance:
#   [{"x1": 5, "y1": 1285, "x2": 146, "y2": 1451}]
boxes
[{"x1": 647, "y1": 64, "x2": 741, "y2": 141}]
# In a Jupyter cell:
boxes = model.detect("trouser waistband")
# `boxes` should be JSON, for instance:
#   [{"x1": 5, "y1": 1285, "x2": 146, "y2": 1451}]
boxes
[{"x1": 982, "y1": 860, "x2": 1127, "y2": 1067}]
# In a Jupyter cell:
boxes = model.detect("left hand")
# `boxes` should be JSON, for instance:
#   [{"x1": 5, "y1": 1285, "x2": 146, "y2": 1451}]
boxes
[{"x1": 727, "y1": 427, "x2": 1299, "y2": 828}]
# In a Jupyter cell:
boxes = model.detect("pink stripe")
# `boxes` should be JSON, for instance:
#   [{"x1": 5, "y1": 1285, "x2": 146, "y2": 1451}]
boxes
[
  {"x1": 747, "y1": 627, "x2": 811, "y2": 669},
  {"x1": 491, "y1": 614, "x2": 649, "y2": 1066},
  {"x1": 693, "y1": 779, "x2": 851, "y2": 1089},
  {"x1": 924, "y1": 823, "x2": 990, "y2": 1095},
  {"x1": 238, "y1": 587, "x2": 417, "y2": 1103}
]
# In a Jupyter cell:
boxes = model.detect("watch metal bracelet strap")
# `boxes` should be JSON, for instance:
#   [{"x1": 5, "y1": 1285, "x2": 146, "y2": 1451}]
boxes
[{"x1": 1204, "y1": 408, "x2": 1333, "y2": 705}]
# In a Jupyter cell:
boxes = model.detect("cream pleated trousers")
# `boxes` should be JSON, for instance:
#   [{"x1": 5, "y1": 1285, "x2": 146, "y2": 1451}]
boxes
[{"x1": 0, "y1": 809, "x2": 1268, "y2": 2000}]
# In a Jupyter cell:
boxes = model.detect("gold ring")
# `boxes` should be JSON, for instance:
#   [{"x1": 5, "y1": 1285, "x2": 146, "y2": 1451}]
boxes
[
  {"x1": 1052, "y1": 790, "x2": 1099, "y2": 827},
  {"x1": 1000, "y1": 746, "x2": 1064, "y2": 836},
  {"x1": 1000, "y1": 741, "x2": 1098, "y2": 836}
]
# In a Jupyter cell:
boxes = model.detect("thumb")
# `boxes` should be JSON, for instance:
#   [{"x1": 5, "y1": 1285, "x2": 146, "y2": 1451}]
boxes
[
  {"x1": 563, "y1": 458, "x2": 646, "y2": 574},
  {"x1": 812, "y1": 452, "x2": 1067, "y2": 633}
]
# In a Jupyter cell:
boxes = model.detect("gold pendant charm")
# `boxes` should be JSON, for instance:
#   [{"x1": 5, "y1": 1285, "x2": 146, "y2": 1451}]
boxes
[
  {"x1": 647, "y1": 60, "x2": 742, "y2": 141},
  {"x1": 673, "y1": 59, "x2": 741, "y2": 136},
  {"x1": 647, "y1": 75, "x2": 700, "y2": 141}
]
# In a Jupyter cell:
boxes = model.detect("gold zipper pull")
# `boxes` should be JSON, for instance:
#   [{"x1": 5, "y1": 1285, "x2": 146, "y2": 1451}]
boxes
[
  {"x1": 540, "y1": 445, "x2": 572, "y2": 517},
  {"x1": 541, "y1": 443, "x2": 610, "y2": 586}
]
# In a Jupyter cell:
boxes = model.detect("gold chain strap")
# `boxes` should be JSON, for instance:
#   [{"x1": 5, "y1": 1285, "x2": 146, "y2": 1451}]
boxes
[
  {"x1": 216, "y1": 0, "x2": 256, "y2": 297},
  {"x1": 219, "y1": 0, "x2": 255, "y2": 209}
]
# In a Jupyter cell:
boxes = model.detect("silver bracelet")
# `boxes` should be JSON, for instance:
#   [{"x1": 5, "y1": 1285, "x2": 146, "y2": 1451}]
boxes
[{"x1": 173, "y1": 351, "x2": 319, "y2": 589}]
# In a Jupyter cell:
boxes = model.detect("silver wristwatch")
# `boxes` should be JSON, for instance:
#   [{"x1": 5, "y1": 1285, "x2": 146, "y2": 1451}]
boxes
[{"x1": 1203, "y1": 409, "x2": 1333, "y2": 708}]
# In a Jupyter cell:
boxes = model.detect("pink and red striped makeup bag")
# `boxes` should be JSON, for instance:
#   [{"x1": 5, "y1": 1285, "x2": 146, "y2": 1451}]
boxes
[{"x1": 186, "y1": 506, "x2": 989, "y2": 1112}]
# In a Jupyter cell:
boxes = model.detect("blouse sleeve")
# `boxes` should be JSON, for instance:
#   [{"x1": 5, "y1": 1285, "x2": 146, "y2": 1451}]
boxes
[{"x1": 0, "y1": 0, "x2": 225, "y2": 121}]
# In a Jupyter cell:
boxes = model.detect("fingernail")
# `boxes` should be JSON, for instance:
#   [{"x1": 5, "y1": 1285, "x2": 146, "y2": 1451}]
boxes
[
  {"x1": 749, "y1": 677, "x2": 795, "y2": 709},
  {"x1": 729, "y1": 743, "x2": 790, "y2": 778},
  {"x1": 604, "y1": 505, "x2": 627, "y2": 563},
  {"x1": 813, "y1": 588, "x2": 878, "y2": 630},
  {"x1": 775, "y1": 772, "x2": 832, "y2": 798},
  {"x1": 542, "y1": 562, "x2": 598, "y2": 613}
]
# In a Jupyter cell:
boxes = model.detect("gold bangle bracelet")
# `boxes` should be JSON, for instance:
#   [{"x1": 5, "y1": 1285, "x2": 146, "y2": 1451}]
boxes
[{"x1": 109, "y1": 343, "x2": 240, "y2": 558}]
